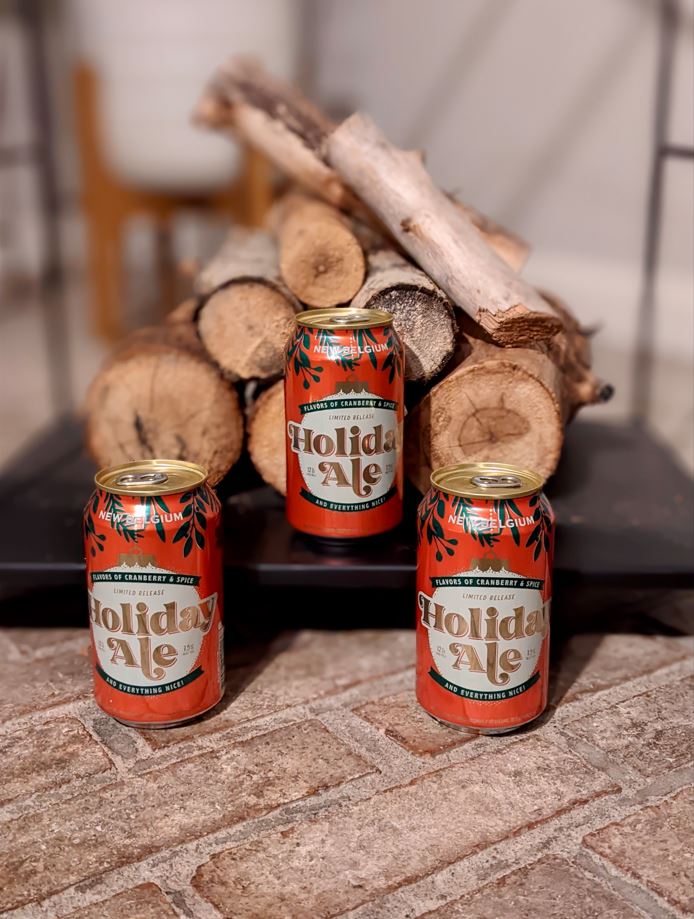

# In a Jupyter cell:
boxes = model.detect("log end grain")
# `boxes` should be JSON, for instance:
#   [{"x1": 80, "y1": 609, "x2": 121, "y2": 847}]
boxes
[
  {"x1": 365, "y1": 285, "x2": 455, "y2": 383},
  {"x1": 275, "y1": 196, "x2": 367, "y2": 307},
  {"x1": 477, "y1": 306, "x2": 564, "y2": 348},
  {"x1": 280, "y1": 219, "x2": 365, "y2": 307},
  {"x1": 86, "y1": 346, "x2": 244, "y2": 486},
  {"x1": 405, "y1": 356, "x2": 564, "y2": 492},
  {"x1": 198, "y1": 282, "x2": 297, "y2": 381}
]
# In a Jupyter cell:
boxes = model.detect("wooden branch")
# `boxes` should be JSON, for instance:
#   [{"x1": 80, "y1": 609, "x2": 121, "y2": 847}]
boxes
[
  {"x1": 195, "y1": 228, "x2": 301, "y2": 381},
  {"x1": 351, "y1": 248, "x2": 455, "y2": 383},
  {"x1": 539, "y1": 289, "x2": 613, "y2": 416},
  {"x1": 85, "y1": 325, "x2": 244, "y2": 486},
  {"x1": 247, "y1": 379, "x2": 286, "y2": 495},
  {"x1": 269, "y1": 192, "x2": 366, "y2": 307},
  {"x1": 194, "y1": 57, "x2": 356, "y2": 210},
  {"x1": 195, "y1": 59, "x2": 529, "y2": 273},
  {"x1": 327, "y1": 113, "x2": 562, "y2": 346}
]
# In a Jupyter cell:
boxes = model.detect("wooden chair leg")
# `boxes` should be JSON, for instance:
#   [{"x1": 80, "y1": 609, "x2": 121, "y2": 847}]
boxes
[
  {"x1": 154, "y1": 220, "x2": 179, "y2": 321},
  {"x1": 85, "y1": 217, "x2": 124, "y2": 340},
  {"x1": 241, "y1": 147, "x2": 274, "y2": 226}
]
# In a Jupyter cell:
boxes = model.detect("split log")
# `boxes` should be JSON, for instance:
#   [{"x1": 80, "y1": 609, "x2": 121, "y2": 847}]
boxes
[
  {"x1": 85, "y1": 325, "x2": 244, "y2": 486},
  {"x1": 405, "y1": 338, "x2": 566, "y2": 491},
  {"x1": 247, "y1": 380, "x2": 286, "y2": 495},
  {"x1": 328, "y1": 113, "x2": 562, "y2": 346},
  {"x1": 195, "y1": 60, "x2": 530, "y2": 270},
  {"x1": 269, "y1": 192, "x2": 366, "y2": 307},
  {"x1": 351, "y1": 248, "x2": 455, "y2": 383},
  {"x1": 454, "y1": 297, "x2": 609, "y2": 422},
  {"x1": 405, "y1": 291, "x2": 611, "y2": 491},
  {"x1": 195, "y1": 228, "x2": 301, "y2": 381},
  {"x1": 194, "y1": 58, "x2": 355, "y2": 210}
]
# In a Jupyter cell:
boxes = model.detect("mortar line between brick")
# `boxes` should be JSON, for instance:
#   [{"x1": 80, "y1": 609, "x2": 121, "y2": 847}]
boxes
[
  {"x1": 575, "y1": 849, "x2": 683, "y2": 919},
  {"x1": 550, "y1": 728, "x2": 645, "y2": 791},
  {"x1": 549, "y1": 656, "x2": 694, "y2": 722},
  {"x1": 17, "y1": 759, "x2": 691, "y2": 919},
  {"x1": 128, "y1": 670, "x2": 416, "y2": 765},
  {"x1": 4, "y1": 762, "x2": 383, "y2": 918},
  {"x1": 336, "y1": 773, "x2": 693, "y2": 919},
  {"x1": 74, "y1": 709, "x2": 147, "y2": 777},
  {"x1": 315, "y1": 707, "x2": 431, "y2": 780},
  {"x1": 0, "y1": 696, "x2": 93, "y2": 736}
]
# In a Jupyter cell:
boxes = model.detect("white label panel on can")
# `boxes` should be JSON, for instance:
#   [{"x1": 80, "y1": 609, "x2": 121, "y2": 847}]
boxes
[
  {"x1": 287, "y1": 389, "x2": 399, "y2": 510},
  {"x1": 419, "y1": 566, "x2": 549, "y2": 699},
  {"x1": 88, "y1": 563, "x2": 217, "y2": 691}
]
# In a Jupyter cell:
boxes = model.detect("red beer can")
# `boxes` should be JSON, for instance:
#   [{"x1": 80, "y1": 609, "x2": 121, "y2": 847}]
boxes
[
  {"x1": 416, "y1": 462, "x2": 554, "y2": 734},
  {"x1": 84, "y1": 460, "x2": 224, "y2": 727},
  {"x1": 284, "y1": 308, "x2": 405, "y2": 539}
]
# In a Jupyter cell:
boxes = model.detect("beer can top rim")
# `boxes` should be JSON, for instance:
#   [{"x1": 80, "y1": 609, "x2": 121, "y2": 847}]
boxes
[
  {"x1": 430, "y1": 462, "x2": 544, "y2": 499},
  {"x1": 95, "y1": 459, "x2": 208, "y2": 496},
  {"x1": 296, "y1": 308, "x2": 393, "y2": 330}
]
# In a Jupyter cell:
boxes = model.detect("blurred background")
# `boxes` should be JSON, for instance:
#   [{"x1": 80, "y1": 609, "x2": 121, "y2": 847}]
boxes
[{"x1": 0, "y1": 0, "x2": 692, "y2": 472}]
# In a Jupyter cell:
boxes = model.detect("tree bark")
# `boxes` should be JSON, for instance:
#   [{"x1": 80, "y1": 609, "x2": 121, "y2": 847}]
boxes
[
  {"x1": 196, "y1": 59, "x2": 530, "y2": 271},
  {"x1": 247, "y1": 379, "x2": 286, "y2": 495},
  {"x1": 194, "y1": 57, "x2": 355, "y2": 210},
  {"x1": 405, "y1": 287, "x2": 611, "y2": 492},
  {"x1": 85, "y1": 325, "x2": 244, "y2": 486},
  {"x1": 269, "y1": 192, "x2": 366, "y2": 307},
  {"x1": 351, "y1": 248, "x2": 455, "y2": 383},
  {"x1": 327, "y1": 113, "x2": 562, "y2": 346},
  {"x1": 195, "y1": 228, "x2": 301, "y2": 381}
]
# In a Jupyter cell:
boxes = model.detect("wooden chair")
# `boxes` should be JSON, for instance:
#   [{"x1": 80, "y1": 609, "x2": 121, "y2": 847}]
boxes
[{"x1": 73, "y1": 64, "x2": 273, "y2": 340}]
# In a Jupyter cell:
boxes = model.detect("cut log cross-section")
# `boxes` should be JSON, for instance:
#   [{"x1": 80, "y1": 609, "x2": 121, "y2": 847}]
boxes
[
  {"x1": 85, "y1": 324, "x2": 244, "y2": 485},
  {"x1": 247, "y1": 379, "x2": 286, "y2": 495},
  {"x1": 405, "y1": 337, "x2": 566, "y2": 492},
  {"x1": 352, "y1": 248, "x2": 455, "y2": 383},
  {"x1": 195, "y1": 228, "x2": 301, "y2": 381},
  {"x1": 328, "y1": 114, "x2": 562, "y2": 346},
  {"x1": 269, "y1": 192, "x2": 366, "y2": 307}
]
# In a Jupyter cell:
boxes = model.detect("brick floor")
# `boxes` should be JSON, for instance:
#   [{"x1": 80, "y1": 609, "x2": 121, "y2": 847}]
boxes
[
  {"x1": 354, "y1": 691, "x2": 476, "y2": 756},
  {"x1": 0, "y1": 648, "x2": 91, "y2": 724},
  {"x1": 0, "y1": 716, "x2": 112, "y2": 806},
  {"x1": 192, "y1": 738, "x2": 616, "y2": 918},
  {"x1": 565, "y1": 675, "x2": 694, "y2": 777},
  {"x1": 418, "y1": 856, "x2": 642, "y2": 918},
  {"x1": 584, "y1": 786, "x2": 694, "y2": 914},
  {"x1": 140, "y1": 629, "x2": 415, "y2": 750},
  {"x1": 62, "y1": 883, "x2": 178, "y2": 919},
  {"x1": 0, "y1": 596, "x2": 691, "y2": 918}
]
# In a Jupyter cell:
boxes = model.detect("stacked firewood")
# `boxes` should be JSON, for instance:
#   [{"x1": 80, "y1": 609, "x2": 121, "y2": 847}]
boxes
[{"x1": 85, "y1": 59, "x2": 611, "y2": 493}]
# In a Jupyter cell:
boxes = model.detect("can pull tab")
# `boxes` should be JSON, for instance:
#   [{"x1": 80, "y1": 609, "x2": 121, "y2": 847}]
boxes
[
  {"x1": 471, "y1": 474, "x2": 523, "y2": 489},
  {"x1": 114, "y1": 472, "x2": 169, "y2": 487}
]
